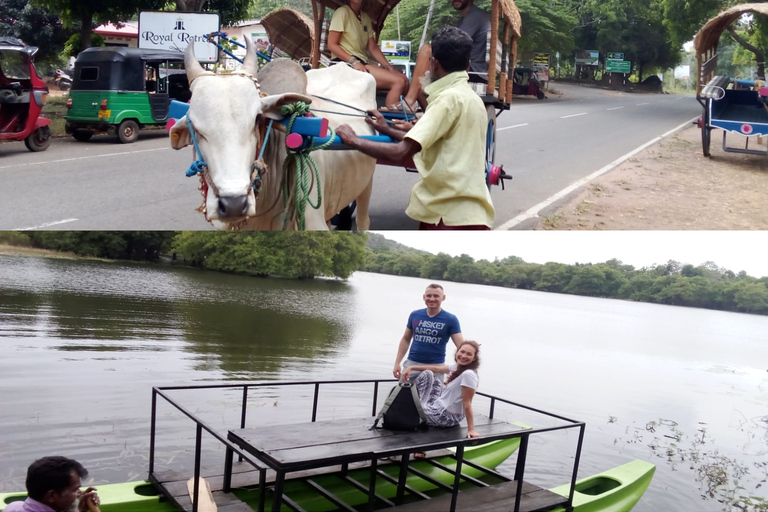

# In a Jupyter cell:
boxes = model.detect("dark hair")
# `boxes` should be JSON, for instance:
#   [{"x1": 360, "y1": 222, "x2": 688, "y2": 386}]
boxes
[
  {"x1": 431, "y1": 27, "x2": 472, "y2": 73},
  {"x1": 446, "y1": 340, "x2": 480, "y2": 385},
  {"x1": 26, "y1": 456, "x2": 88, "y2": 500},
  {"x1": 426, "y1": 283, "x2": 444, "y2": 291}
]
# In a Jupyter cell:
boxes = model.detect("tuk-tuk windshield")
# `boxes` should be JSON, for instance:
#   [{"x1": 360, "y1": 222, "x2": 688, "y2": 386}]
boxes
[{"x1": 0, "y1": 50, "x2": 31, "y2": 80}]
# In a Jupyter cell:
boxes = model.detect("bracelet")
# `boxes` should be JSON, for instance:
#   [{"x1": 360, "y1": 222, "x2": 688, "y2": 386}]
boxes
[{"x1": 348, "y1": 56, "x2": 359, "y2": 65}]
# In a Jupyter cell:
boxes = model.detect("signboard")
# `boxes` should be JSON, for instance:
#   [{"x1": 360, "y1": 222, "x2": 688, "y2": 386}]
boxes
[
  {"x1": 606, "y1": 60, "x2": 631, "y2": 73},
  {"x1": 533, "y1": 52, "x2": 550, "y2": 82},
  {"x1": 606, "y1": 52, "x2": 624, "y2": 61},
  {"x1": 380, "y1": 40, "x2": 411, "y2": 62},
  {"x1": 674, "y1": 65, "x2": 690, "y2": 80},
  {"x1": 138, "y1": 11, "x2": 220, "y2": 63},
  {"x1": 575, "y1": 50, "x2": 599, "y2": 66}
]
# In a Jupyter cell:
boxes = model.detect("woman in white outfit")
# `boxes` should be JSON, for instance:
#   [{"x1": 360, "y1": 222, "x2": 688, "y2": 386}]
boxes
[{"x1": 401, "y1": 340, "x2": 480, "y2": 438}]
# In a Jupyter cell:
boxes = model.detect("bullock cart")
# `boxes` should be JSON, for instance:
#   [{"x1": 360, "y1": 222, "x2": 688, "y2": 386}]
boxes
[
  {"x1": 305, "y1": 0, "x2": 521, "y2": 189},
  {"x1": 695, "y1": 3, "x2": 768, "y2": 157}
]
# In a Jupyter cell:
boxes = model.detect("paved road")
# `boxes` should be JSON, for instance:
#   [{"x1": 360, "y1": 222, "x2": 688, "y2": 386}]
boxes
[
  {"x1": 369, "y1": 83, "x2": 701, "y2": 229},
  {"x1": 0, "y1": 84, "x2": 700, "y2": 230}
]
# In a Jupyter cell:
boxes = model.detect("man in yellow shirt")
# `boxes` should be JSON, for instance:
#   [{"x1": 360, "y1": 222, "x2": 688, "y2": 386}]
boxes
[{"x1": 336, "y1": 27, "x2": 495, "y2": 230}]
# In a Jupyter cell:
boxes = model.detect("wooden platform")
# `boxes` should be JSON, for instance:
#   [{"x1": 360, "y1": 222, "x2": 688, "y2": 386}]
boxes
[
  {"x1": 228, "y1": 416, "x2": 522, "y2": 470},
  {"x1": 383, "y1": 479, "x2": 569, "y2": 512}
]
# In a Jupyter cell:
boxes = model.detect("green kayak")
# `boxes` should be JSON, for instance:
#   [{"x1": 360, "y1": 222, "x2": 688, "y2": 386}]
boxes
[
  {"x1": 0, "y1": 454, "x2": 654, "y2": 512},
  {"x1": 549, "y1": 460, "x2": 656, "y2": 512},
  {"x1": 0, "y1": 438, "x2": 519, "y2": 512}
]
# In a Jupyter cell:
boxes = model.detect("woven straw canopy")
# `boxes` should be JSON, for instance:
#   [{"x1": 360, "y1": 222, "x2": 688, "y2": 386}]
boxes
[
  {"x1": 694, "y1": 3, "x2": 768, "y2": 54},
  {"x1": 315, "y1": 0, "x2": 521, "y2": 39},
  {"x1": 262, "y1": 9, "x2": 315, "y2": 60}
]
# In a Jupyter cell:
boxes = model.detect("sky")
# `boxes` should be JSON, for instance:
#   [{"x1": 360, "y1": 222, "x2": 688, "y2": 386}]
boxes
[{"x1": 372, "y1": 231, "x2": 768, "y2": 278}]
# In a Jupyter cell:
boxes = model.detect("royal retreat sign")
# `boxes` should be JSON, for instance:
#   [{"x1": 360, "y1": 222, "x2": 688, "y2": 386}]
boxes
[{"x1": 138, "y1": 11, "x2": 221, "y2": 63}]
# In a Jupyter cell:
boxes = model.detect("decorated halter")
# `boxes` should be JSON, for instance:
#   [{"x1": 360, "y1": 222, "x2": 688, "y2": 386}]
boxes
[{"x1": 184, "y1": 112, "x2": 272, "y2": 198}]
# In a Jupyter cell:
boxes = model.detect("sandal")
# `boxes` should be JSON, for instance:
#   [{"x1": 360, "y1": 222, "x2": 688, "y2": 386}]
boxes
[
  {"x1": 413, "y1": 452, "x2": 427, "y2": 459},
  {"x1": 380, "y1": 102, "x2": 421, "y2": 115}
]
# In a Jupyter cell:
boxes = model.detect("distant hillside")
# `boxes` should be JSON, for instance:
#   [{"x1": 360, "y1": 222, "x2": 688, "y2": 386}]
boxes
[{"x1": 366, "y1": 233, "x2": 431, "y2": 255}]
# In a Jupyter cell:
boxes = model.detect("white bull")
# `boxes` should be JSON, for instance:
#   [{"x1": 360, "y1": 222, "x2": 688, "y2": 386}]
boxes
[{"x1": 170, "y1": 36, "x2": 377, "y2": 230}]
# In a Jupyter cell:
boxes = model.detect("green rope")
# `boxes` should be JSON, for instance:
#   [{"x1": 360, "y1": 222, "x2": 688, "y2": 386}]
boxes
[{"x1": 281, "y1": 101, "x2": 336, "y2": 230}]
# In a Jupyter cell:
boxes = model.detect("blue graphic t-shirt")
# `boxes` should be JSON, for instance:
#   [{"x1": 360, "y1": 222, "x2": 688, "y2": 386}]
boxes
[{"x1": 406, "y1": 309, "x2": 462, "y2": 364}]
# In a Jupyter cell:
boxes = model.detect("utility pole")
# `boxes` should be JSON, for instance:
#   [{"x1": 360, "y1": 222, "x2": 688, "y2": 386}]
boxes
[{"x1": 420, "y1": 0, "x2": 437, "y2": 48}]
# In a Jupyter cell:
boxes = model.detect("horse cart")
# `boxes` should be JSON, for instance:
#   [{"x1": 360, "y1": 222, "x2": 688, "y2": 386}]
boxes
[{"x1": 695, "y1": 3, "x2": 768, "y2": 157}]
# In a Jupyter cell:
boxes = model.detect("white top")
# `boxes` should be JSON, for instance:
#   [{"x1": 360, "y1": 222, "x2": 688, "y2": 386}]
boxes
[{"x1": 436, "y1": 363, "x2": 479, "y2": 414}]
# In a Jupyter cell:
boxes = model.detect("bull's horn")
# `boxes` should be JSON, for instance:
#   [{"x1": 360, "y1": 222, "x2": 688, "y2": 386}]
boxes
[
  {"x1": 242, "y1": 34, "x2": 259, "y2": 77},
  {"x1": 185, "y1": 42, "x2": 207, "y2": 84}
]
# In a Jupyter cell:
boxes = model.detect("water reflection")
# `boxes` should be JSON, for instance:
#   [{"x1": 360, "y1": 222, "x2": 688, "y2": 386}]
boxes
[{"x1": 0, "y1": 255, "x2": 356, "y2": 378}]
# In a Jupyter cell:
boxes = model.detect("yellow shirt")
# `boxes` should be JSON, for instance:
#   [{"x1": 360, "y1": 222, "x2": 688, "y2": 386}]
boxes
[
  {"x1": 404, "y1": 71, "x2": 495, "y2": 227},
  {"x1": 328, "y1": 5, "x2": 372, "y2": 62}
]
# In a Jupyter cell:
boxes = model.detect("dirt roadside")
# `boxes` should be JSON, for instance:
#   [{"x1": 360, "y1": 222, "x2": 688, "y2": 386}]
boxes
[
  {"x1": 43, "y1": 82, "x2": 768, "y2": 230},
  {"x1": 536, "y1": 121, "x2": 768, "y2": 230}
]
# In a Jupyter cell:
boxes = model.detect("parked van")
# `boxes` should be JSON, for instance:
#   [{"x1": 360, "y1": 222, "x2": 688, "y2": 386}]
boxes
[{"x1": 66, "y1": 47, "x2": 189, "y2": 143}]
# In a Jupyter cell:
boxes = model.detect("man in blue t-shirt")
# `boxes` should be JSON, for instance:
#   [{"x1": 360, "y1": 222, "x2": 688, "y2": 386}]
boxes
[{"x1": 393, "y1": 283, "x2": 465, "y2": 380}]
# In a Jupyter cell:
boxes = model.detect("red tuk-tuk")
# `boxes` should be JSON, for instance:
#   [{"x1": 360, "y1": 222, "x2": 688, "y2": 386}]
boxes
[
  {"x1": 512, "y1": 67, "x2": 545, "y2": 99},
  {"x1": 0, "y1": 37, "x2": 52, "y2": 152}
]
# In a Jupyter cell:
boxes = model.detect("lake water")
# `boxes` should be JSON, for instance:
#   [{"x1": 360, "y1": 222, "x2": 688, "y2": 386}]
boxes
[{"x1": 1, "y1": 254, "x2": 767, "y2": 511}]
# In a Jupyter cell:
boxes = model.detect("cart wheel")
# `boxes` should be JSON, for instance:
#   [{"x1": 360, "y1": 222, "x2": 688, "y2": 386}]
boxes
[
  {"x1": 24, "y1": 126, "x2": 51, "y2": 152},
  {"x1": 118, "y1": 120, "x2": 140, "y2": 144},
  {"x1": 485, "y1": 105, "x2": 496, "y2": 190},
  {"x1": 537, "y1": 91, "x2": 545, "y2": 100},
  {"x1": 72, "y1": 129, "x2": 93, "y2": 142}
]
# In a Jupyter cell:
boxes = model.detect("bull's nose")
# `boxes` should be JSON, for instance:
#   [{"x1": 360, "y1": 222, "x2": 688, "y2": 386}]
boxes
[{"x1": 217, "y1": 195, "x2": 249, "y2": 218}]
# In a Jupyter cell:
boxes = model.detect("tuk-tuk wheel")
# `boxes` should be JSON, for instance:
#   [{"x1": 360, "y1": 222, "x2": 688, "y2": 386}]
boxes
[
  {"x1": 537, "y1": 91, "x2": 545, "y2": 100},
  {"x1": 73, "y1": 129, "x2": 93, "y2": 142},
  {"x1": 24, "y1": 126, "x2": 51, "y2": 152},
  {"x1": 118, "y1": 120, "x2": 140, "y2": 144}
]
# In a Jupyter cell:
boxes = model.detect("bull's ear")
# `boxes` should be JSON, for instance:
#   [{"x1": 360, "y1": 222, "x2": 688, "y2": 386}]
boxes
[
  {"x1": 261, "y1": 93, "x2": 313, "y2": 120},
  {"x1": 169, "y1": 117, "x2": 192, "y2": 149}
]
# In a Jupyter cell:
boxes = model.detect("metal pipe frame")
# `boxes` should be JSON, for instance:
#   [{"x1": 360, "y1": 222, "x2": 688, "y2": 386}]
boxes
[{"x1": 150, "y1": 380, "x2": 586, "y2": 511}]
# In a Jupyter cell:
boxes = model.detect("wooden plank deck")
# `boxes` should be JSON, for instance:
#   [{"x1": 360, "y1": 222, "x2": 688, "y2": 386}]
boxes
[
  {"x1": 229, "y1": 415, "x2": 522, "y2": 469},
  {"x1": 382, "y1": 479, "x2": 569, "y2": 512},
  {"x1": 153, "y1": 450, "x2": 455, "y2": 511}
]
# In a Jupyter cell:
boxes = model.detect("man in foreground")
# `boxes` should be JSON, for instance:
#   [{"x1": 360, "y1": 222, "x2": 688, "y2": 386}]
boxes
[
  {"x1": 336, "y1": 27, "x2": 495, "y2": 230},
  {"x1": 5, "y1": 456, "x2": 100, "y2": 512}
]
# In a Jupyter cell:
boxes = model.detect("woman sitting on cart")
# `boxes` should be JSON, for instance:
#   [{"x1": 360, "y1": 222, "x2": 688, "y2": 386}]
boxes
[
  {"x1": 402, "y1": 340, "x2": 481, "y2": 438},
  {"x1": 327, "y1": 0, "x2": 409, "y2": 110}
]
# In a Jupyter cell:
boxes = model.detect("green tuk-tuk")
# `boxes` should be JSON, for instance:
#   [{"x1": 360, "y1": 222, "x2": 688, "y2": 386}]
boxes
[{"x1": 66, "y1": 47, "x2": 189, "y2": 143}]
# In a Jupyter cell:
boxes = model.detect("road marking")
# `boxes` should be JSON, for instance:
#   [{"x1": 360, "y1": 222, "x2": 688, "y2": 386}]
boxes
[
  {"x1": 496, "y1": 117, "x2": 698, "y2": 230},
  {"x1": 561, "y1": 112, "x2": 587, "y2": 119},
  {"x1": 606, "y1": 106, "x2": 624, "y2": 111},
  {"x1": 0, "y1": 147, "x2": 169, "y2": 171},
  {"x1": 498, "y1": 123, "x2": 529, "y2": 131},
  {"x1": 637, "y1": 102, "x2": 650, "y2": 105},
  {"x1": 15, "y1": 218, "x2": 78, "y2": 230}
]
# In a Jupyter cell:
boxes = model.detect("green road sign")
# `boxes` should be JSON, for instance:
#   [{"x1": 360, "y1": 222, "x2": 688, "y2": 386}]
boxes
[
  {"x1": 606, "y1": 52, "x2": 624, "y2": 60},
  {"x1": 606, "y1": 60, "x2": 631, "y2": 73}
]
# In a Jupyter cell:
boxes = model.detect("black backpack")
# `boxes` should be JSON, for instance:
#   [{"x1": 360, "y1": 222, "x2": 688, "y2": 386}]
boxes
[{"x1": 370, "y1": 382, "x2": 428, "y2": 432}]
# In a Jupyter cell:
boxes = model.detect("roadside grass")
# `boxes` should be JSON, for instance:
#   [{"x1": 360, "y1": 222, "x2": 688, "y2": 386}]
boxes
[
  {"x1": 541, "y1": 213, "x2": 563, "y2": 229},
  {"x1": 43, "y1": 95, "x2": 68, "y2": 137}
]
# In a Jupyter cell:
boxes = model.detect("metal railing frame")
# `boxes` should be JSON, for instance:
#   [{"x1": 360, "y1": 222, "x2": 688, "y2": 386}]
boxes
[{"x1": 149, "y1": 379, "x2": 585, "y2": 512}]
